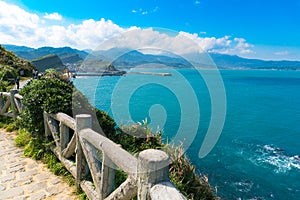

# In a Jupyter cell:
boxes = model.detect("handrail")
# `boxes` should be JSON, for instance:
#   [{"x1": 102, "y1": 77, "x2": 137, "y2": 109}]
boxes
[
  {"x1": 49, "y1": 113, "x2": 76, "y2": 130},
  {"x1": 0, "y1": 92, "x2": 10, "y2": 97},
  {"x1": 80, "y1": 128, "x2": 138, "y2": 175},
  {"x1": 0, "y1": 90, "x2": 23, "y2": 119},
  {"x1": 44, "y1": 113, "x2": 186, "y2": 200}
]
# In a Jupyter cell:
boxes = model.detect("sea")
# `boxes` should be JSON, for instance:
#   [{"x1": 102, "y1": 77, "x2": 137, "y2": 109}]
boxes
[{"x1": 72, "y1": 69, "x2": 300, "y2": 200}]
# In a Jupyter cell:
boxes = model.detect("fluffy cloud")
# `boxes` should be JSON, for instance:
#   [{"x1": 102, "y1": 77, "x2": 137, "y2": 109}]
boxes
[
  {"x1": 0, "y1": 1, "x2": 131, "y2": 49},
  {"x1": 0, "y1": 1, "x2": 39, "y2": 29},
  {"x1": 179, "y1": 32, "x2": 254, "y2": 55},
  {"x1": 0, "y1": 0, "x2": 254, "y2": 56},
  {"x1": 95, "y1": 28, "x2": 254, "y2": 61},
  {"x1": 43, "y1": 12, "x2": 63, "y2": 21}
]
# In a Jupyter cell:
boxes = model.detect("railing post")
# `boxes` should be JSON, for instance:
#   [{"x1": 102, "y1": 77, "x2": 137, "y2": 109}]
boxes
[
  {"x1": 10, "y1": 89, "x2": 18, "y2": 120},
  {"x1": 137, "y1": 149, "x2": 169, "y2": 200},
  {"x1": 101, "y1": 153, "x2": 116, "y2": 199},
  {"x1": 60, "y1": 122, "x2": 69, "y2": 153},
  {"x1": 76, "y1": 114, "x2": 92, "y2": 191},
  {"x1": 43, "y1": 112, "x2": 51, "y2": 138},
  {"x1": 0, "y1": 93, "x2": 4, "y2": 110}
]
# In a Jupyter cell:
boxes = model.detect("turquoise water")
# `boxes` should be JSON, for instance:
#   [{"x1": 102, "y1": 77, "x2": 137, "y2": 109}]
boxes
[{"x1": 73, "y1": 69, "x2": 300, "y2": 200}]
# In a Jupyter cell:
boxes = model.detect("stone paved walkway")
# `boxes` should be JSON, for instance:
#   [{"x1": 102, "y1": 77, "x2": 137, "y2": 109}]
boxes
[{"x1": 0, "y1": 130, "x2": 77, "y2": 200}]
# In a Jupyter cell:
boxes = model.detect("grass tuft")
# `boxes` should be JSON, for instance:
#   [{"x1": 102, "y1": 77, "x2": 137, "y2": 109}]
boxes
[{"x1": 15, "y1": 128, "x2": 31, "y2": 147}]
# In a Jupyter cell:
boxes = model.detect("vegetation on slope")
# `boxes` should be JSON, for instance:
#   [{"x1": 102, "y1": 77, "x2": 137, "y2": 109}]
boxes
[
  {"x1": 31, "y1": 54, "x2": 65, "y2": 72},
  {"x1": 0, "y1": 45, "x2": 35, "y2": 76},
  {"x1": 3, "y1": 45, "x2": 88, "y2": 65},
  {"x1": 0, "y1": 45, "x2": 35, "y2": 90}
]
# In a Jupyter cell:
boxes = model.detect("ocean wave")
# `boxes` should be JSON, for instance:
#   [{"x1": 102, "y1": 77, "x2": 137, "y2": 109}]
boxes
[
  {"x1": 232, "y1": 180, "x2": 254, "y2": 193},
  {"x1": 250, "y1": 144, "x2": 300, "y2": 173}
]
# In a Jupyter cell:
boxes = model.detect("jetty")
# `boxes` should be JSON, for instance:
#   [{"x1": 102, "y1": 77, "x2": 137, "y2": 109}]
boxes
[
  {"x1": 67, "y1": 71, "x2": 172, "y2": 77},
  {"x1": 74, "y1": 70, "x2": 126, "y2": 77},
  {"x1": 128, "y1": 72, "x2": 172, "y2": 76}
]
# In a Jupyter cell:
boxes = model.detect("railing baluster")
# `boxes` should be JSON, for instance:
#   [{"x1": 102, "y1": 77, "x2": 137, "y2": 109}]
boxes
[
  {"x1": 0, "y1": 93, "x2": 4, "y2": 110},
  {"x1": 9, "y1": 90, "x2": 18, "y2": 120},
  {"x1": 60, "y1": 122, "x2": 69, "y2": 153},
  {"x1": 43, "y1": 112, "x2": 51, "y2": 138},
  {"x1": 101, "y1": 153, "x2": 116, "y2": 199},
  {"x1": 75, "y1": 114, "x2": 92, "y2": 191},
  {"x1": 79, "y1": 138, "x2": 102, "y2": 197}
]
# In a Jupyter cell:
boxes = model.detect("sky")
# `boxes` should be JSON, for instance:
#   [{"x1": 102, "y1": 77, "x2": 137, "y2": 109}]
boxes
[{"x1": 1, "y1": 0, "x2": 300, "y2": 60}]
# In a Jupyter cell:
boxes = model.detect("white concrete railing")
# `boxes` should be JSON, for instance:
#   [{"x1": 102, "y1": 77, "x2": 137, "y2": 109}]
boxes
[
  {"x1": 0, "y1": 89, "x2": 23, "y2": 120},
  {"x1": 44, "y1": 113, "x2": 186, "y2": 200}
]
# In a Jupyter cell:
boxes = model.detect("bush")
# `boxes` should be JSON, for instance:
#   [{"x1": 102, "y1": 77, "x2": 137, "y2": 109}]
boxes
[
  {"x1": 165, "y1": 144, "x2": 217, "y2": 200},
  {"x1": 114, "y1": 122, "x2": 163, "y2": 154},
  {"x1": 19, "y1": 77, "x2": 73, "y2": 137}
]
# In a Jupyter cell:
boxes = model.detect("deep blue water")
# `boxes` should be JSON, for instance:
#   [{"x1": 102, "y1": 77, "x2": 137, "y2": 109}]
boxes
[{"x1": 73, "y1": 69, "x2": 300, "y2": 200}]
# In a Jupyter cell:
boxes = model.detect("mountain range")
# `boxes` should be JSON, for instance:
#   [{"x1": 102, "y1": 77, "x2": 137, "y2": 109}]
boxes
[
  {"x1": 3, "y1": 45, "x2": 88, "y2": 66},
  {"x1": 2, "y1": 44, "x2": 300, "y2": 71}
]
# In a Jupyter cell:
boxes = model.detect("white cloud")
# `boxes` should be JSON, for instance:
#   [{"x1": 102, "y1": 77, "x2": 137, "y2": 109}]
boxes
[
  {"x1": 0, "y1": 1, "x2": 40, "y2": 29},
  {"x1": 132, "y1": 6, "x2": 159, "y2": 15},
  {"x1": 178, "y1": 32, "x2": 254, "y2": 55},
  {"x1": 0, "y1": 1, "x2": 132, "y2": 49},
  {"x1": 274, "y1": 51, "x2": 289, "y2": 56},
  {"x1": 153, "y1": 6, "x2": 159, "y2": 13},
  {"x1": 43, "y1": 12, "x2": 63, "y2": 21},
  {"x1": 96, "y1": 28, "x2": 254, "y2": 58},
  {"x1": 0, "y1": 0, "x2": 254, "y2": 56}
]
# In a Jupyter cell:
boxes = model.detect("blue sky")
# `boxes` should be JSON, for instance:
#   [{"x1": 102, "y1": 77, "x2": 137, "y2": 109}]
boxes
[{"x1": 1, "y1": 0, "x2": 300, "y2": 60}]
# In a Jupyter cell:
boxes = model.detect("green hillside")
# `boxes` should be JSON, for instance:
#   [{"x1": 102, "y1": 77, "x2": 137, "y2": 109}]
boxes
[
  {"x1": 0, "y1": 45, "x2": 35, "y2": 79},
  {"x1": 31, "y1": 54, "x2": 65, "y2": 72},
  {"x1": 3, "y1": 45, "x2": 87, "y2": 65}
]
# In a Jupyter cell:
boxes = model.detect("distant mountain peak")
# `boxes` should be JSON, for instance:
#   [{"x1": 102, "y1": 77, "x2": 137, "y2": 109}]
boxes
[{"x1": 3, "y1": 45, "x2": 300, "y2": 71}]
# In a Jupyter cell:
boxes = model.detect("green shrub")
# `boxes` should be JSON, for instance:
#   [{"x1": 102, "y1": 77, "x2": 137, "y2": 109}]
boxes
[
  {"x1": 165, "y1": 144, "x2": 217, "y2": 200},
  {"x1": 111, "y1": 123, "x2": 163, "y2": 154},
  {"x1": 19, "y1": 77, "x2": 73, "y2": 137}
]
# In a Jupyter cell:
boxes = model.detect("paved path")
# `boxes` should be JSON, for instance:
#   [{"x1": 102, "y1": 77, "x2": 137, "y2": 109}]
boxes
[{"x1": 0, "y1": 130, "x2": 77, "y2": 200}]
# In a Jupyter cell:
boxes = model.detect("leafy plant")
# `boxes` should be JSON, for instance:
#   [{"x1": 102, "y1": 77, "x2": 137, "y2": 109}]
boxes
[
  {"x1": 24, "y1": 137, "x2": 46, "y2": 160},
  {"x1": 19, "y1": 76, "x2": 73, "y2": 137},
  {"x1": 4, "y1": 121, "x2": 18, "y2": 132},
  {"x1": 165, "y1": 144, "x2": 217, "y2": 200}
]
